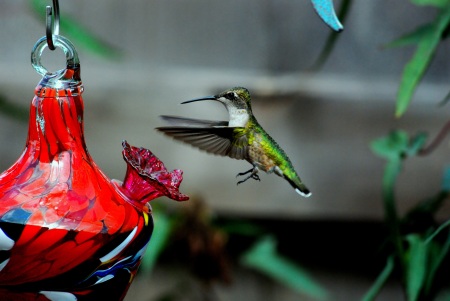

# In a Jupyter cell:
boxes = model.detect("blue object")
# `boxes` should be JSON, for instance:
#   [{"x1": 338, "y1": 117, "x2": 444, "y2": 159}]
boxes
[{"x1": 311, "y1": 0, "x2": 344, "y2": 31}]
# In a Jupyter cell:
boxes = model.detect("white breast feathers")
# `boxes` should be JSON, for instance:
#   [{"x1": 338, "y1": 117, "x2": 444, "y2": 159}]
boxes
[{"x1": 228, "y1": 108, "x2": 250, "y2": 127}]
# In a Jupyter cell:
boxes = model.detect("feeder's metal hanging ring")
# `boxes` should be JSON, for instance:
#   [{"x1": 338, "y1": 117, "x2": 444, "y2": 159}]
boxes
[{"x1": 46, "y1": 0, "x2": 60, "y2": 51}]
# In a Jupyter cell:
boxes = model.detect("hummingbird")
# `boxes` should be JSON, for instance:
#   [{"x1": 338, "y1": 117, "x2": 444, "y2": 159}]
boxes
[{"x1": 156, "y1": 87, "x2": 311, "y2": 197}]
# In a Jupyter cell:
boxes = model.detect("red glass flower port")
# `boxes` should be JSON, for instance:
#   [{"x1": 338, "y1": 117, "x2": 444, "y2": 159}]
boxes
[
  {"x1": 0, "y1": 35, "x2": 188, "y2": 301},
  {"x1": 120, "y1": 141, "x2": 189, "y2": 204}
]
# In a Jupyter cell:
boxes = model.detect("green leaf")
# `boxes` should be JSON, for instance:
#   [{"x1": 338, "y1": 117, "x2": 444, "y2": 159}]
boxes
[
  {"x1": 370, "y1": 130, "x2": 427, "y2": 161},
  {"x1": 241, "y1": 235, "x2": 328, "y2": 300},
  {"x1": 361, "y1": 255, "x2": 395, "y2": 301},
  {"x1": 30, "y1": 0, "x2": 122, "y2": 59},
  {"x1": 396, "y1": 5, "x2": 450, "y2": 117},
  {"x1": 405, "y1": 235, "x2": 428, "y2": 301},
  {"x1": 424, "y1": 227, "x2": 450, "y2": 293},
  {"x1": 385, "y1": 24, "x2": 434, "y2": 48},
  {"x1": 140, "y1": 211, "x2": 175, "y2": 273},
  {"x1": 370, "y1": 130, "x2": 409, "y2": 160},
  {"x1": 410, "y1": 0, "x2": 450, "y2": 8}
]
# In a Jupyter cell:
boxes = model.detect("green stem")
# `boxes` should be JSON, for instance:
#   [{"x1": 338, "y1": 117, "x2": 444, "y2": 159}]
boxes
[
  {"x1": 383, "y1": 159, "x2": 405, "y2": 264},
  {"x1": 361, "y1": 256, "x2": 395, "y2": 301}
]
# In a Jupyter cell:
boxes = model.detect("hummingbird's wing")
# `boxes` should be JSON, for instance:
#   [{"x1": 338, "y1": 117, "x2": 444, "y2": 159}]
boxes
[
  {"x1": 159, "y1": 115, "x2": 229, "y2": 127},
  {"x1": 156, "y1": 124, "x2": 248, "y2": 160}
]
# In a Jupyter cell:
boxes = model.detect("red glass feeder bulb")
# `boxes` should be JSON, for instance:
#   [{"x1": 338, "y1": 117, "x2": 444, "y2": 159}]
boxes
[{"x1": 0, "y1": 35, "x2": 188, "y2": 301}]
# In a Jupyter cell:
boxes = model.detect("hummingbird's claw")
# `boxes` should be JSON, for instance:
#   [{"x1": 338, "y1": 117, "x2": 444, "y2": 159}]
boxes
[
  {"x1": 236, "y1": 167, "x2": 260, "y2": 185},
  {"x1": 251, "y1": 174, "x2": 260, "y2": 181},
  {"x1": 236, "y1": 168, "x2": 254, "y2": 178}
]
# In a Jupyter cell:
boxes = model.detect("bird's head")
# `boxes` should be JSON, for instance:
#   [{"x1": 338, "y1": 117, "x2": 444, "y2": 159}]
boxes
[{"x1": 182, "y1": 87, "x2": 252, "y2": 112}]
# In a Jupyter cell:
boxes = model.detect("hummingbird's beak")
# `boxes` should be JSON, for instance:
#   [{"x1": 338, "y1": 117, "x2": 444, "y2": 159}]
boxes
[{"x1": 181, "y1": 96, "x2": 217, "y2": 104}]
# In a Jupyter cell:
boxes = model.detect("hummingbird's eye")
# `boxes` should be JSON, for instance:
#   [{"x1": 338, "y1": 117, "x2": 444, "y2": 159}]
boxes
[{"x1": 226, "y1": 92, "x2": 236, "y2": 100}]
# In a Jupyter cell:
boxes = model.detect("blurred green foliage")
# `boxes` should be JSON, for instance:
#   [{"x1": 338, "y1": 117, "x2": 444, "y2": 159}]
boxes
[
  {"x1": 241, "y1": 235, "x2": 328, "y2": 300},
  {"x1": 365, "y1": 130, "x2": 450, "y2": 300}
]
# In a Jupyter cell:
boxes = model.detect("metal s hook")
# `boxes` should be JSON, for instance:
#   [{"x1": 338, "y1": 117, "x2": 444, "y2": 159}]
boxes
[
  {"x1": 31, "y1": 0, "x2": 81, "y2": 80},
  {"x1": 46, "y1": 0, "x2": 60, "y2": 51}
]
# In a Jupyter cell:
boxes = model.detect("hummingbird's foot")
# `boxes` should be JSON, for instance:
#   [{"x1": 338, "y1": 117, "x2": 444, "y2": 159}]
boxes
[
  {"x1": 236, "y1": 168, "x2": 254, "y2": 177},
  {"x1": 236, "y1": 168, "x2": 260, "y2": 185},
  {"x1": 251, "y1": 173, "x2": 260, "y2": 181}
]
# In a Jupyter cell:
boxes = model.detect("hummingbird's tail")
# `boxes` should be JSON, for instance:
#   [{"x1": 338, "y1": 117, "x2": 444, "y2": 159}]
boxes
[{"x1": 284, "y1": 176, "x2": 311, "y2": 198}]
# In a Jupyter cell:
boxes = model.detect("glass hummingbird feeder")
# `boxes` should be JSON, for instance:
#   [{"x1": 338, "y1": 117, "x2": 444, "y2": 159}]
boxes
[{"x1": 0, "y1": 2, "x2": 188, "y2": 300}]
